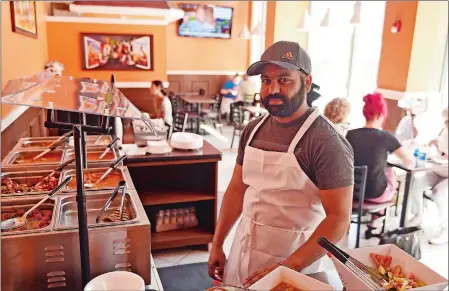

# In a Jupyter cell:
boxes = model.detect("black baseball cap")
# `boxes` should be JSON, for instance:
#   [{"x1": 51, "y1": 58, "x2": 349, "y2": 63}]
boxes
[{"x1": 247, "y1": 41, "x2": 312, "y2": 76}]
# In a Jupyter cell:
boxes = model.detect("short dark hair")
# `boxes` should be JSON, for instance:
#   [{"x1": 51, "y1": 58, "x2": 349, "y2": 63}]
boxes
[{"x1": 152, "y1": 80, "x2": 164, "y2": 88}]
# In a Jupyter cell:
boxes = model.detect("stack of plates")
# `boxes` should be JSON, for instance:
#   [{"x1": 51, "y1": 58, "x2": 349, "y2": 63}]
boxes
[
  {"x1": 170, "y1": 132, "x2": 203, "y2": 150},
  {"x1": 146, "y1": 140, "x2": 172, "y2": 154}
]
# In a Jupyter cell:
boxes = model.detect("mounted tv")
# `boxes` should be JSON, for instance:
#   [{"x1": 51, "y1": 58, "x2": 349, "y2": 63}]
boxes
[{"x1": 177, "y1": 4, "x2": 233, "y2": 39}]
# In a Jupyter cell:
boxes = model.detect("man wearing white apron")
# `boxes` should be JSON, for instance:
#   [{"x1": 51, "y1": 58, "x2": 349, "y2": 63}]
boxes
[{"x1": 208, "y1": 41, "x2": 355, "y2": 287}]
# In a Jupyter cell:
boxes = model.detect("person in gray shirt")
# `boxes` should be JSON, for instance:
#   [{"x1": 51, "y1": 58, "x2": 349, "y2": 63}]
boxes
[{"x1": 208, "y1": 41, "x2": 354, "y2": 287}]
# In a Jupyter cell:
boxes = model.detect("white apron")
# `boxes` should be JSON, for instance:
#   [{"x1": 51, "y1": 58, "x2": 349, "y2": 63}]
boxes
[{"x1": 223, "y1": 109, "x2": 327, "y2": 286}]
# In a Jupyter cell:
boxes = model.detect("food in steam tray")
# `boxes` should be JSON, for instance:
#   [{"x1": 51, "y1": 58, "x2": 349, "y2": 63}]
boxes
[
  {"x1": 67, "y1": 151, "x2": 114, "y2": 161},
  {"x1": 270, "y1": 282, "x2": 302, "y2": 291},
  {"x1": 1, "y1": 172, "x2": 60, "y2": 194},
  {"x1": 370, "y1": 253, "x2": 426, "y2": 290},
  {"x1": 66, "y1": 171, "x2": 122, "y2": 189},
  {"x1": 12, "y1": 151, "x2": 62, "y2": 164},
  {"x1": 1, "y1": 206, "x2": 53, "y2": 232},
  {"x1": 22, "y1": 141, "x2": 54, "y2": 148}
]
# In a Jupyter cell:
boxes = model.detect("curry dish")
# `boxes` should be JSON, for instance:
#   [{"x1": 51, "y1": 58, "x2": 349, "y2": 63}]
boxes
[
  {"x1": 66, "y1": 171, "x2": 123, "y2": 189},
  {"x1": 67, "y1": 151, "x2": 115, "y2": 162},
  {"x1": 12, "y1": 151, "x2": 62, "y2": 164},
  {"x1": 270, "y1": 282, "x2": 302, "y2": 291},
  {"x1": 1, "y1": 206, "x2": 53, "y2": 233}
]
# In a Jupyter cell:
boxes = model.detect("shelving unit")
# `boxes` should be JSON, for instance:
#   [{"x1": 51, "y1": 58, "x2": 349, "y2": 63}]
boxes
[{"x1": 125, "y1": 141, "x2": 222, "y2": 250}]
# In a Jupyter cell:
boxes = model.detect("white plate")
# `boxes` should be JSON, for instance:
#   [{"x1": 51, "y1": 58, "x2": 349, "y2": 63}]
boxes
[
  {"x1": 84, "y1": 271, "x2": 145, "y2": 291},
  {"x1": 146, "y1": 146, "x2": 172, "y2": 155},
  {"x1": 170, "y1": 132, "x2": 203, "y2": 150}
]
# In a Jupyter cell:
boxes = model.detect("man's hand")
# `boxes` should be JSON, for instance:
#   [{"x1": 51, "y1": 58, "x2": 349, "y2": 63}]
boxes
[
  {"x1": 243, "y1": 263, "x2": 279, "y2": 288},
  {"x1": 208, "y1": 245, "x2": 226, "y2": 281}
]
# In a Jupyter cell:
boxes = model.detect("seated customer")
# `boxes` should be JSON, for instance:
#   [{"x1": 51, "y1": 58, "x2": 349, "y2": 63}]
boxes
[
  {"x1": 220, "y1": 74, "x2": 242, "y2": 115},
  {"x1": 346, "y1": 93, "x2": 414, "y2": 204},
  {"x1": 150, "y1": 80, "x2": 173, "y2": 127},
  {"x1": 324, "y1": 97, "x2": 351, "y2": 135}
]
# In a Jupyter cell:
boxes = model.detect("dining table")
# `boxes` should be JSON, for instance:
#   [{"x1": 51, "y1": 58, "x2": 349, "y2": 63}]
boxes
[
  {"x1": 179, "y1": 95, "x2": 217, "y2": 134},
  {"x1": 387, "y1": 156, "x2": 448, "y2": 227}
]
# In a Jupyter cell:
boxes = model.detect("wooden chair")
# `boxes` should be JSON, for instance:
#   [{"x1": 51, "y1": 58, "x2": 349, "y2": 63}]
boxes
[
  {"x1": 230, "y1": 101, "x2": 245, "y2": 148},
  {"x1": 352, "y1": 166, "x2": 368, "y2": 248},
  {"x1": 167, "y1": 112, "x2": 188, "y2": 139}
]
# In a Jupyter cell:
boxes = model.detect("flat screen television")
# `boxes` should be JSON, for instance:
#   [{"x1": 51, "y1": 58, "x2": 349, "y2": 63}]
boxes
[{"x1": 177, "y1": 4, "x2": 233, "y2": 39}]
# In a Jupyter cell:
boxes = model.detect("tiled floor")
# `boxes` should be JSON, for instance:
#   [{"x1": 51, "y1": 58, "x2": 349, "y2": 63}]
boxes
[{"x1": 152, "y1": 126, "x2": 448, "y2": 280}]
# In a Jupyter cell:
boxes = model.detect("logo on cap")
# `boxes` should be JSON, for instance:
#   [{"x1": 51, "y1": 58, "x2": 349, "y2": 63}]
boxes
[{"x1": 281, "y1": 52, "x2": 293, "y2": 61}]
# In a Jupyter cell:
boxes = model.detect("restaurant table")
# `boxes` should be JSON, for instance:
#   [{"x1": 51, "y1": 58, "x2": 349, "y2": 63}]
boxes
[
  {"x1": 387, "y1": 157, "x2": 448, "y2": 227},
  {"x1": 179, "y1": 95, "x2": 217, "y2": 134}
]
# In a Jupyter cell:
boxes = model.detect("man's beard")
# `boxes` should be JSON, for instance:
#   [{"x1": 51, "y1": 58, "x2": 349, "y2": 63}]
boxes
[{"x1": 262, "y1": 84, "x2": 306, "y2": 118}]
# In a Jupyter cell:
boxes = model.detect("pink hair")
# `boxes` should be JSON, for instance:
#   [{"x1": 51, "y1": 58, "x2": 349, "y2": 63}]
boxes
[{"x1": 363, "y1": 92, "x2": 388, "y2": 121}]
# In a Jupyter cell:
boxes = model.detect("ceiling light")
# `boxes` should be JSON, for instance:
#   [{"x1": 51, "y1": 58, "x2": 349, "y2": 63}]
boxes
[
  {"x1": 350, "y1": 1, "x2": 361, "y2": 25},
  {"x1": 296, "y1": 8, "x2": 312, "y2": 31},
  {"x1": 239, "y1": 24, "x2": 251, "y2": 40},
  {"x1": 320, "y1": 8, "x2": 330, "y2": 27},
  {"x1": 251, "y1": 22, "x2": 264, "y2": 36}
]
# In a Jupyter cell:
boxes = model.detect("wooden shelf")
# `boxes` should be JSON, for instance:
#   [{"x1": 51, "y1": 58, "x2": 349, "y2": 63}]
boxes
[
  {"x1": 152, "y1": 227, "x2": 214, "y2": 250},
  {"x1": 138, "y1": 191, "x2": 215, "y2": 206}
]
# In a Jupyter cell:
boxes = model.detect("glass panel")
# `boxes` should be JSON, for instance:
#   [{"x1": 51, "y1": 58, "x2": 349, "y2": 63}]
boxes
[{"x1": 1, "y1": 72, "x2": 156, "y2": 133}]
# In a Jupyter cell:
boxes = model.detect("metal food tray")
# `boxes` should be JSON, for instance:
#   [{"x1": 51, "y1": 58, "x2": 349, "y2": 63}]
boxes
[
  {"x1": 54, "y1": 191, "x2": 139, "y2": 230},
  {"x1": 1, "y1": 196, "x2": 57, "y2": 236},
  {"x1": 1, "y1": 149, "x2": 66, "y2": 171},
  {"x1": 63, "y1": 146, "x2": 118, "y2": 166},
  {"x1": 12, "y1": 136, "x2": 68, "y2": 151},
  {"x1": 1, "y1": 170, "x2": 63, "y2": 197},
  {"x1": 60, "y1": 166, "x2": 135, "y2": 192},
  {"x1": 67, "y1": 134, "x2": 113, "y2": 147}
]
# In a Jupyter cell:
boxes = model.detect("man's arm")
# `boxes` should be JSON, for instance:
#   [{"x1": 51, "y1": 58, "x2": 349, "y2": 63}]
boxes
[
  {"x1": 212, "y1": 164, "x2": 248, "y2": 248},
  {"x1": 281, "y1": 185, "x2": 353, "y2": 271}
]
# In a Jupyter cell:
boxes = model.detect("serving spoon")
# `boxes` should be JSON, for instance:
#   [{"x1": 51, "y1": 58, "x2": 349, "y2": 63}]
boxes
[
  {"x1": 32, "y1": 130, "x2": 73, "y2": 161},
  {"x1": 84, "y1": 155, "x2": 127, "y2": 188},
  {"x1": 1, "y1": 177, "x2": 72, "y2": 231}
]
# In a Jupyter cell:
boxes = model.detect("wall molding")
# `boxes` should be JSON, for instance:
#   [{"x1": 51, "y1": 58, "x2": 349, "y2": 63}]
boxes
[
  {"x1": 1, "y1": 105, "x2": 29, "y2": 132},
  {"x1": 375, "y1": 88, "x2": 405, "y2": 101},
  {"x1": 167, "y1": 70, "x2": 246, "y2": 76},
  {"x1": 46, "y1": 15, "x2": 173, "y2": 26}
]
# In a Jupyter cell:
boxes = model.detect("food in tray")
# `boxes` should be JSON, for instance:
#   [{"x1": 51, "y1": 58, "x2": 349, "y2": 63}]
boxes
[
  {"x1": 66, "y1": 171, "x2": 122, "y2": 189},
  {"x1": 270, "y1": 282, "x2": 302, "y2": 291},
  {"x1": 370, "y1": 253, "x2": 426, "y2": 290},
  {"x1": 12, "y1": 151, "x2": 62, "y2": 164},
  {"x1": 1, "y1": 172, "x2": 60, "y2": 194},
  {"x1": 1, "y1": 206, "x2": 53, "y2": 232},
  {"x1": 67, "y1": 151, "x2": 115, "y2": 162}
]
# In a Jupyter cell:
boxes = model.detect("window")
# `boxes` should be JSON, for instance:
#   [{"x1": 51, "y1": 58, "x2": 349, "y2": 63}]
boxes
[
  {"x1": 307, "y1": 1, "x2": 386, "y2": 127},
  {"x1": 441, "y1": 40, "x2": 448, "y2": 107},
  {"x1": 249, "y1": 1, "x2": 267, "y2": 89}
]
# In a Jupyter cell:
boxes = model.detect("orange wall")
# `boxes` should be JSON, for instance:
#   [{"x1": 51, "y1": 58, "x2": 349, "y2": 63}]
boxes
[
  {"x1": 46, "y1": 22, "x2": 167, "y2": 82},
  {"x1": 166, "y1": 1, "x2": 250, "y2": 71},
  {"x1": 377, "y1": 1, "x2": 418, "y2": 91},
  {"x1": 1, "y1": 1, "x2": 49, "y2": 118},
  {"x1": 265, "y1": 1, "x2": 276, "y2": 50}
]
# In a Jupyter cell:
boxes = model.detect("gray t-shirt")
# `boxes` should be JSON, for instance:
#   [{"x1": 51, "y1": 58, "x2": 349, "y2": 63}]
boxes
[{"x1": 237, "y1": 108, "x2": 354, "y2": 190}]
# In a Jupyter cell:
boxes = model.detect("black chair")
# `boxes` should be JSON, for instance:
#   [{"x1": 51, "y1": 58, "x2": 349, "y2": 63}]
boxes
[
  {"x1": 352, "y1": 166, "x2": 368, "y2": 248},
  {"x1": 230, "y1": 101, "x2": 245, "y2": 148},
  {"x1": 202, "y1": 94, "x2": 223, "y2": 134},
  {"x1": 351, "y1": 166, "x2": 396, "y2": 248},
  {"x1": 167, "y1": 112, "x2": 188, "y2": 139}
]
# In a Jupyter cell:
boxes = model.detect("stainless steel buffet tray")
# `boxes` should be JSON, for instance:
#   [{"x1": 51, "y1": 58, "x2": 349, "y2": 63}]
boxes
[
  {"x1": 1, "y1": 148, "x2": 66, "y2": 171},
  {"x1": 12, "y1": 136, "x2": 68, "y2": 151},
  {"x1": 67, "y1": 135, "x2": 113, "y2": 147},
  {"x1": 1, "y1": 170, "x2": 63, "y2": 197},
  {"x1": 54, "y1": 191, "x2": 139, "y2": 230},
  {"x1": 1, "y1": 196, "x2": 57, "y2": 236},
  {"x1": 63, "y1": 146, "x2": 118, "y2": 166},
  {"x1": 60, "y1": 166, "x2": 135, "y2": 192}
]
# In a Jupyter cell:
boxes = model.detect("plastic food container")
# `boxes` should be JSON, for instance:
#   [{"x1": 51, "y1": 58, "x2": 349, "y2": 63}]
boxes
[
  {"x1": 249, "y1": 266, "x2": 335, "y2": 291},
  {"x1": 330, "y1": 244, "x2": 448, "y2": 291}
]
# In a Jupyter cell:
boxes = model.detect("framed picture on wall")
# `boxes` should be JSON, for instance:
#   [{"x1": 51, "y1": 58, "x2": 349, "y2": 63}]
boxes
[
  {"x1": 81, "y1": 33, "x2": 153, "y2": 71},
  {"x1": 10, "y1": 1, "x2": 38, "y2": 38}
]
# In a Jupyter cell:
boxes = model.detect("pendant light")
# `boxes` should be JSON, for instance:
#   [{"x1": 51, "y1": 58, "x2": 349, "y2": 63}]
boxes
[
  {"x1": 320, "y1": 8, "x2": 330, "y2": 27},
  {"x1": 296, "y1": 1, "x2": 312, "y2": 31},
  {"x1": 350, "y1": 1, "x2": 361, "y2": 25},
  {"x1": 239, "y1": 24, "x2": 251, "y2": 39},
  {"x1": 251, "y1": 22, "x2": 264, "y2": 36}
]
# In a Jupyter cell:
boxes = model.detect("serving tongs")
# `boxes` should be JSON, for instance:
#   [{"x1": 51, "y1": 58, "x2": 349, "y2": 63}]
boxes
[
  {"x1": 317, "y1": 237, "x2": 387, "y2": 290},
  {"x1": 93, "y1": 134, "x2": 104, "y2": 145},
  {"x1": 32, "y1": 130, "x2": 73, "y2": 161},
  {"x1": 85, "y1": 155, "x2": 127, "y2": 188},
  {"x1": 34, "y1": 158, "x2": 76, "y2": 188},
  {"x1": 95, "y1": 180, "x2": 127, "y2": 223},
  {"x1": 1, "y1": 177, "x2": 73, "y2": 231},
  {"x1": 98, "y1": 137, "x2": 119, "y2": 160}
]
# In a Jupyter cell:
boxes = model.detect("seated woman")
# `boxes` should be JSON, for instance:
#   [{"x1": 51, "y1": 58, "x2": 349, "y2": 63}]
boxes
[
  {"x1": 346, "y1": 93, "x2": 414, "y2": 204},
  {"x1": 324, "y1": 97, "x2": 351, "y2": 135},
  {"x1": 150, "y1": 80, "x2": 173, "y2": 127}
]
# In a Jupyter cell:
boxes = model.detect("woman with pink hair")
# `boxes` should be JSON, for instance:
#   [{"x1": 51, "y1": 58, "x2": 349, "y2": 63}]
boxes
[{"x1": 346, "y1": 93, "x2": 414, "y2": 205}]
